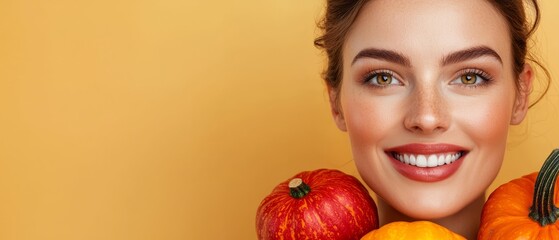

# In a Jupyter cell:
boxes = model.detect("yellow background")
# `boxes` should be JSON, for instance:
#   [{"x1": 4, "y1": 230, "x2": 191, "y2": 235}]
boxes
[{"x1": 0, "y1": 1, "x2": 557, "y2": 239}]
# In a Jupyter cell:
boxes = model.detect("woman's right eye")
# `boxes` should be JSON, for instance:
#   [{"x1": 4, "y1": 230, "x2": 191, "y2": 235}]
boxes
[{"x1": 363, "y1": 70, "x2": 402, "y2": 87}]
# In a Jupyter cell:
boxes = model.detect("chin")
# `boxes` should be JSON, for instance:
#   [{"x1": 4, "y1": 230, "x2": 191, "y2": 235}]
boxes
[
  {"x1": 387, "y1": 187, "x2": 482, "y2": 221},
  {"x1": 398, "y1": 202, "x2": 462, "y2": 220}
]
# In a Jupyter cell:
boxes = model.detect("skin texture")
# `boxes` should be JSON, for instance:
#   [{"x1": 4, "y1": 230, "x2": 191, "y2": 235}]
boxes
[{"x1": 328, "y1": 0, "x2": 533, "y2": 238}]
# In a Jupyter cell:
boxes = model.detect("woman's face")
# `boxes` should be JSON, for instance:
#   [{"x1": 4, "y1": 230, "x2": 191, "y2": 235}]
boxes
[{"x1": 334, "y1": 0, "x2": 532, "y2": 219}]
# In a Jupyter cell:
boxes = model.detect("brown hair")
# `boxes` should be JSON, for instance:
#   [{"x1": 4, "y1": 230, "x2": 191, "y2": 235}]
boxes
[{"x1": 314, "y1": 0, "x2": 550, "y2": 107}]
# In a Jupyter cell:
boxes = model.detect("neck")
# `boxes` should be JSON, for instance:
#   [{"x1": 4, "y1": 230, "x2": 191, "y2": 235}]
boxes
[{"x1": 377, "y1": 194, "x2": 485, "y2": 240}]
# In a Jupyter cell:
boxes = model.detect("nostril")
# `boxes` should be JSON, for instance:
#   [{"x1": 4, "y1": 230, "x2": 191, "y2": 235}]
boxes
[{"x1": 404, "y1": 111, "x2": 449, "y2": 134}]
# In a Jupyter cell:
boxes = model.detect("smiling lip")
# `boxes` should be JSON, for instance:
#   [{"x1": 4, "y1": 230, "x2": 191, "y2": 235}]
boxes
[{"x1": 385, "y1": 143, "x2": 468, "y2": 182}]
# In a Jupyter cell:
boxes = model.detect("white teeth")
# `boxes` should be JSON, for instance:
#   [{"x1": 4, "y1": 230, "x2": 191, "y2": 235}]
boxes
[
  {"x1": 416, "y1": 155, "x2": 427, "y2": 167},
  {"x1": 427, "y1": 155, "x2": 438, "y2": 167},
  {"x1": 445, "y1": 154, "x2": 452, "y2": 164},
  {"x1": 393, "y1": 152, "x2": 462, "y2": 168},
  {"x1": 437, "y1": 155, "x2": 445, "y2": 166}
]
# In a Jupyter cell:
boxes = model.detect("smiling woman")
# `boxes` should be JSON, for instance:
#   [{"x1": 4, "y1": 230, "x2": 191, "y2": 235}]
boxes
[{"x1": 314, "y1": 0, "x2": 551, "y2": 239}]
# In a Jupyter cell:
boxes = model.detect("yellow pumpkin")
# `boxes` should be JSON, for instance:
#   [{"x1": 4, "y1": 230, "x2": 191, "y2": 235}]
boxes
[{"x1": 360, "y1": 221, "x2": 465, "y2": 240}]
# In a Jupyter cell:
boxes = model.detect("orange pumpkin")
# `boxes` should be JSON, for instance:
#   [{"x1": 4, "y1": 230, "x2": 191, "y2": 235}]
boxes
[
  {"x1": 478, "y1": 149, "x2": 559, "y2": 239},
  {"x1": 360, "y1": 221, "x2": 465, "y2": 240}
]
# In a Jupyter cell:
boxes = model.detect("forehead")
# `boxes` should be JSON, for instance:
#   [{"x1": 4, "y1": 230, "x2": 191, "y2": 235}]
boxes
[{"x1": 344, "y1": 0, "x2": 512, "y2": 67}]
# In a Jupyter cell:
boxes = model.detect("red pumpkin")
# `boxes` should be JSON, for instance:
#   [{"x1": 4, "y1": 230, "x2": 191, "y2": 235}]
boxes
[
  {"x1": 256, "y1": 169, "x2": 379, "y2": 240},
  {"x1": 478, "y1": 149, "x2": 559, "y2": 239}
]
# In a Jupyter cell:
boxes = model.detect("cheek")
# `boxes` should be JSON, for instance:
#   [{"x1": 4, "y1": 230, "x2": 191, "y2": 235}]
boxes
[
  {"x1": 452, "y1": 90, "x2": 516, "y2": 192},
  {"x1": 338, "y1": 89, "x2": 406, "y2": 190},
  {"x1": 454, "y1": 93, "x2": 514, "y2": 146},
  {"x1": 340, "y1": 93, "x2": 396, "y2": 195},
  {"x1": 340, "y1": 92, "x2": 402, "y2": 149}
]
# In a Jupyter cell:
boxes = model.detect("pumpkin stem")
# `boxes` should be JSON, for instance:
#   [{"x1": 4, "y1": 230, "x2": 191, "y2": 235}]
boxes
[
  {"x1": 289, "y1": 178, "x2": 311, "y2": 199},
  {"x1": 529, "y1": 149, "x2": 559, "y2": 226}
]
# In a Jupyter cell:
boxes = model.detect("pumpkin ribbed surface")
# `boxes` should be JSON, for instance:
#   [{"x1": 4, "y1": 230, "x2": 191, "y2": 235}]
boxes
[
  {"x1": 360, "y1": 221, "x2": 465, "y2": 240},
  {"x1": 479, "y1": 149, "x2": 559, "y2": 240}
]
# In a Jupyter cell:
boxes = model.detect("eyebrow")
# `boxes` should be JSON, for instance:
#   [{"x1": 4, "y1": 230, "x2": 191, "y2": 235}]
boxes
[
  {"x1": 441, "y1": 46, "x2": 502, "y2": 66},
  {"x1": 351, "y1": 45, "x2": 502, "y2": 67},
  {"x1": 352, "y1": 48, "x2": 411, "y2": 67}
]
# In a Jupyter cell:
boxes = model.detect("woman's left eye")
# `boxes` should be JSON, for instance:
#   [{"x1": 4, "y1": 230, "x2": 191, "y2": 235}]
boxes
[
  {"x1": 460, "y1": 73, "x2": 479, "y2": 84},
  {"x1": 450, "y1": 70, "x2": 492, "y2": 87}
]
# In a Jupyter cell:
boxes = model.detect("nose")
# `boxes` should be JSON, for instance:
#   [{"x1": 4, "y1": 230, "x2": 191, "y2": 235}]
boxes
[{"x1": 403, "y1": 86, "x2": 450, "y2": 134}]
